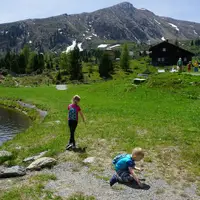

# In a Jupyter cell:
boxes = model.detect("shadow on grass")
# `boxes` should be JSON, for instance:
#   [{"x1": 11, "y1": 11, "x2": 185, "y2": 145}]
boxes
[{"x1": 68, "y1": 147, "x2": 87, "y2": 153}]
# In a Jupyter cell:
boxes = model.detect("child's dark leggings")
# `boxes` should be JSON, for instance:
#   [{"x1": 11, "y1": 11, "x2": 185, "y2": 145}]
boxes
[{"x1": 68, "y1": 120, "x2": 78, "y2": 146}]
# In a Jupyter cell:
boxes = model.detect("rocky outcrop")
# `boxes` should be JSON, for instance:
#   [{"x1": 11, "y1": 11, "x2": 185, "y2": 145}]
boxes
[
  {"x1": 23, "y1": 151, "x2": 48, "y2": 163},
  {"x1": 0, "y1": 166, "x2": 26, "y2": 178},
  {"x1": 27, "y1": 157, "x2": 56, "y2": 171}
]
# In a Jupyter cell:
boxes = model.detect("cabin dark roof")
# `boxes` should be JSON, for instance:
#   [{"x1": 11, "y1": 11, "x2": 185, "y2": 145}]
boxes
[{"x1": 149, "y1": 41, "x2": 195, "y2": 56}]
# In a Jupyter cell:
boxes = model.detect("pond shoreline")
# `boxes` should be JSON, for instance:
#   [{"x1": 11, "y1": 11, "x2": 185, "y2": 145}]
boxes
[
  {"x1": 0, "y1": 99, "x2": 47, "y2": 146},
  {"x1": 17, "y1": 101, "x2": 48, "y2": 121},
  {"x1": 0, "y1": 99, "x2": 48, "y2": 121}
]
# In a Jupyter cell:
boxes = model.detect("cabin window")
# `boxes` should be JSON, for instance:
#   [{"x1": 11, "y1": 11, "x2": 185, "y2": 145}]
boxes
[
  {"x1": 162, "y1": 58, "x2": 165, "y2": 62},
  {"x1": 184, "y1": 57, "x2": 187, "y2": 62},
  {"x1": 158, "y1": 58, "x2": 161, "y2": 62},
  {"x1": 162, "y1": 48, "x2": 166, "y2": 52}
]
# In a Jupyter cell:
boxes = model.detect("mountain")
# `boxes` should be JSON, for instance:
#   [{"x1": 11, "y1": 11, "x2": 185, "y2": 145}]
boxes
[{"x1": 0, "y1": 2, "x2": 200, "y2": 53}]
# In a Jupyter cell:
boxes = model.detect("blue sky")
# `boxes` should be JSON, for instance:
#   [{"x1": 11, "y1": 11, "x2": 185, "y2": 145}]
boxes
[{"x1": 0, "y1": 0, "x2": 199, "y2": 23}]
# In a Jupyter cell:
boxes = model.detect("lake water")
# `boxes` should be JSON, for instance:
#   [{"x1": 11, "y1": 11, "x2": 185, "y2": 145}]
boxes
[{"x1": 0, "y1": 106, "x2": 31, "y2": 146}]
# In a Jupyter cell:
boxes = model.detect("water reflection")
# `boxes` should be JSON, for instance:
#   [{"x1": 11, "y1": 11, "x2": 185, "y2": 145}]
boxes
[{"x1": 0, "y1": 106, "x2": 30, "y2": 146}]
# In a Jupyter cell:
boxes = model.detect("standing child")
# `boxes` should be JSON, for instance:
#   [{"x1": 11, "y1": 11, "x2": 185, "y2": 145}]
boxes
[
  {"x1": 110, "y1": 147, "x2": 144, "y2": 188},
  {"x1": 66, "y1": 95, "x2": 85, "y2": 150},
  {"x1": 187, "y1": 61, "x2": 193, "y2": 72},
  {"x1": 194, "y1": 61, "x2": 199, "y2": 72},
  {"x1": 177, "y1": 58, "x2": 183, "y2": 72}
]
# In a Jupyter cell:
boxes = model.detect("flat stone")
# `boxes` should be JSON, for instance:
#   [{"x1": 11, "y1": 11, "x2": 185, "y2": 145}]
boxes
[
  {"x1": 46, "y1": 121, "x2": 61, "y2": 126},
  {"x1": 56, "y1": 85, "x2": 67, "y2": 91},
  {"x1": 83, "y1": 157, "x2": 95, "y2": 164},
  {"x1": 158, "y1": 69, "x2": 165, "y2": 73},
  {"x1": 23, "y1": 151, "x2": 48, "y2": 162},
  {"x1": 133, "y1": 78, "x2": 146, "y2": 85},
  {"x1": 0, "y1": 151, "x2": 12, "y2": 159},
  {"x1": 27, "y1": 157, "x2": 56, "y2": 170},
  {"x1": 0, "y1": 166, "x2": 26, "y2": 178}
]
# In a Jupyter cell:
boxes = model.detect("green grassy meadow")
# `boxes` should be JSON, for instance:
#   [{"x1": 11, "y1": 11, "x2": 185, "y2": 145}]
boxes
[{"x1": 0, "y1": 72, "x2": 200, "y2": 177}]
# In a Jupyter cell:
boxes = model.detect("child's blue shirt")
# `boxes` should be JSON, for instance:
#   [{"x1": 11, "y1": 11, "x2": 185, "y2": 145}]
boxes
[{"x1": 115, "y1": 154, "x2": 135, "y2": 171}]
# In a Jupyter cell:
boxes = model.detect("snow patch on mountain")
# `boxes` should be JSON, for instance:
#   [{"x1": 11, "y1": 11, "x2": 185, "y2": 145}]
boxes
[
  {"x1": 161, "y1": 37, "x2": 166, "y2": 41},
  {"x1": 154, "y1": 19, "x2": 161, "y2": 25},
  {"x1": 107, "y1": 44, "x2": 121, "y2": 50},
  {"x1": 64, "y1": 40, "x2": 83, "y2": 53},
  {"x1": 194, "y1": 30, "x2": 198, "y2": 35},
  {"x1": 77, "y1": 43, "x2": 83, "y2": 51},
  {"x1": 98, "y1": 44, "x2": 108, "y2": 48},
  {"x1": 168, "y1": 23, "x2": 179, "y2": 31},
  {"x1": 86, "y1": 36, "x2": 92, "y2": 40}
]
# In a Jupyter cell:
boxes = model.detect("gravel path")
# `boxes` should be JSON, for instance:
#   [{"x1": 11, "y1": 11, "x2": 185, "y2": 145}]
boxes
[
  {"x1": 0, "y1": 147, "x2": 199, "y2": 200},
  {"x1": 45, "y1": 162, "x2": 199, "y2": 200}
]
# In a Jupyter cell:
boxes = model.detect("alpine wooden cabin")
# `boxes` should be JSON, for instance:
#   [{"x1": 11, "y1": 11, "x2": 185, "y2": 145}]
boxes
[{"x1": 149, "y1": 41, "x2": 195, "y2": 66}]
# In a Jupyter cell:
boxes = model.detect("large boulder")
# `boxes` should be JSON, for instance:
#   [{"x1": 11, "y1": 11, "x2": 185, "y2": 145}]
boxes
[
  {"x1": 0, "y1": 151, "x2": 12, "y2": 163},
  {"x1": 0, "y1": 166, "x2": 26, "y2": 178},
  {"x1": 27, "y1": 157, "x2": 56, "y2": 170}
]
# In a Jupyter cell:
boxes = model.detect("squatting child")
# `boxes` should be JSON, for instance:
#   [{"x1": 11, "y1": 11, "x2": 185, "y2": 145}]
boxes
[{"x1": 110, "y1": 147, "x2": 144, "y2": 188}]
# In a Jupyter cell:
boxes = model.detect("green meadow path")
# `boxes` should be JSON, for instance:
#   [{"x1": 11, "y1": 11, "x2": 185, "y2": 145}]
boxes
[{"x1": 0, "y1": 74, "x2": 200, "y2": 199}]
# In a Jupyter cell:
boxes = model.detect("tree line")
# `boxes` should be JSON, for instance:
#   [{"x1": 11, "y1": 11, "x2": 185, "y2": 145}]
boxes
[
  {"x1": 191, "y1": 39, "x2": 200, "y2": 46},
  {"x1": 0, "y1": 44, "x2": 130, "y2": 81}
]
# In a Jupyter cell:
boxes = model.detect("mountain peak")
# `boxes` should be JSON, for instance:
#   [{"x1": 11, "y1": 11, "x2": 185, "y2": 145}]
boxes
[
  {"x1": 0, "y1": 1, "x2": 199, "y2": 52},
  {"x1": 116, "y1": 2, "x2": 134, "y2": 9}
]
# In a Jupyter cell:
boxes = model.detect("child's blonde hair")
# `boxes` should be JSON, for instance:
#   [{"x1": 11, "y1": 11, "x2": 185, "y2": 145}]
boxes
[
  {"x1": 72, "y1": 95, "x2": 81, "y2": 104},
  {"x1": 132, "y1": 147, "x2": 144, "y2": 158}
]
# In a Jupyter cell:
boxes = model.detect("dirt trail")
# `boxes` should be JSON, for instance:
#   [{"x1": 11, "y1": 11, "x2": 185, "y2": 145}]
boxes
[
  {"x1": 0, "y1": 148, "x2": 199, "y2": 200},
  {"x1": 44, "y1": 152, "x2": 199, "y2": 200}
]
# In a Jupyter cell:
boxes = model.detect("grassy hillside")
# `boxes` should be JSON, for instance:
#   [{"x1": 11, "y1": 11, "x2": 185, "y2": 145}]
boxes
[{"x1": 0, "y1": 73, "x2": 200, "y2": 176}]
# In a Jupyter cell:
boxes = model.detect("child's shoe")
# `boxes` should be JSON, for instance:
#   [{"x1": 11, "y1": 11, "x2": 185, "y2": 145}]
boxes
[
  {"x1": 110, "y1": 174, "x2": 118, "y2": 187},
  {"x1": 66, "y1": 144, "x2": 73, "y2": 150}
]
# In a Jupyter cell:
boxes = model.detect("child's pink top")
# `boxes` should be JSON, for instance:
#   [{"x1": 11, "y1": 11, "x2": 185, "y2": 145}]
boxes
[{"x1": 68, "y1": 104, "x2": 81, "y2": 121}]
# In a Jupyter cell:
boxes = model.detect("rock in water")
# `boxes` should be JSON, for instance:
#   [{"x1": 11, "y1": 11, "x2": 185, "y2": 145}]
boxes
[
  {"x1": 0, "y1": 166, "x2": 26, "y2": 178},
  {"x1": 27, "y1": 157, "x2": 56, "y2": 170},
  {"x1": 83, "y1": 157, "x2": 95, "y2": 164}
]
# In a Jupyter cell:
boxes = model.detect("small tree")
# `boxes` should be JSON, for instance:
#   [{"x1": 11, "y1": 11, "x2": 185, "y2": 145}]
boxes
[
  {"x1": 59, "y1": 53, "x2": 70, "y2": 73},
  {"x1": 26, "y1": 52, "x2": 36, "y2": 74},
  {"x1": 21, "y1": 45, "x2": 30, "y2": 68},
  {"x1": 37, "y1": 53, "x2": 45, "y2": 73},
  {"x1": 56, "y1": 71, "x2": 62, "y2": 84},
  {"x1": 69, "y1": 45, "x2": 83, "y2": 80},
  {"x1": 191, "y1": 40, "x2": 194, "y2": 46},
  {"x1": 120, "y1": 44, "x2": 130, "y2": 71},
  {"x1": 99, "y1": 52, "x2": 113, "y2": 77},
  {"x1": 175, "y1": 39, "x2": 179, "y2": 46},
  {"x1": 18, "y1": 53, "x2": 26, "y2": 74}
]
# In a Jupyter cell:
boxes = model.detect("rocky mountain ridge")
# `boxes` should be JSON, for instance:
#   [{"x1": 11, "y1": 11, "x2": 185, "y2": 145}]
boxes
[{"x1": 0, "y1": 2, "x2": 200, "y2": 52}]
